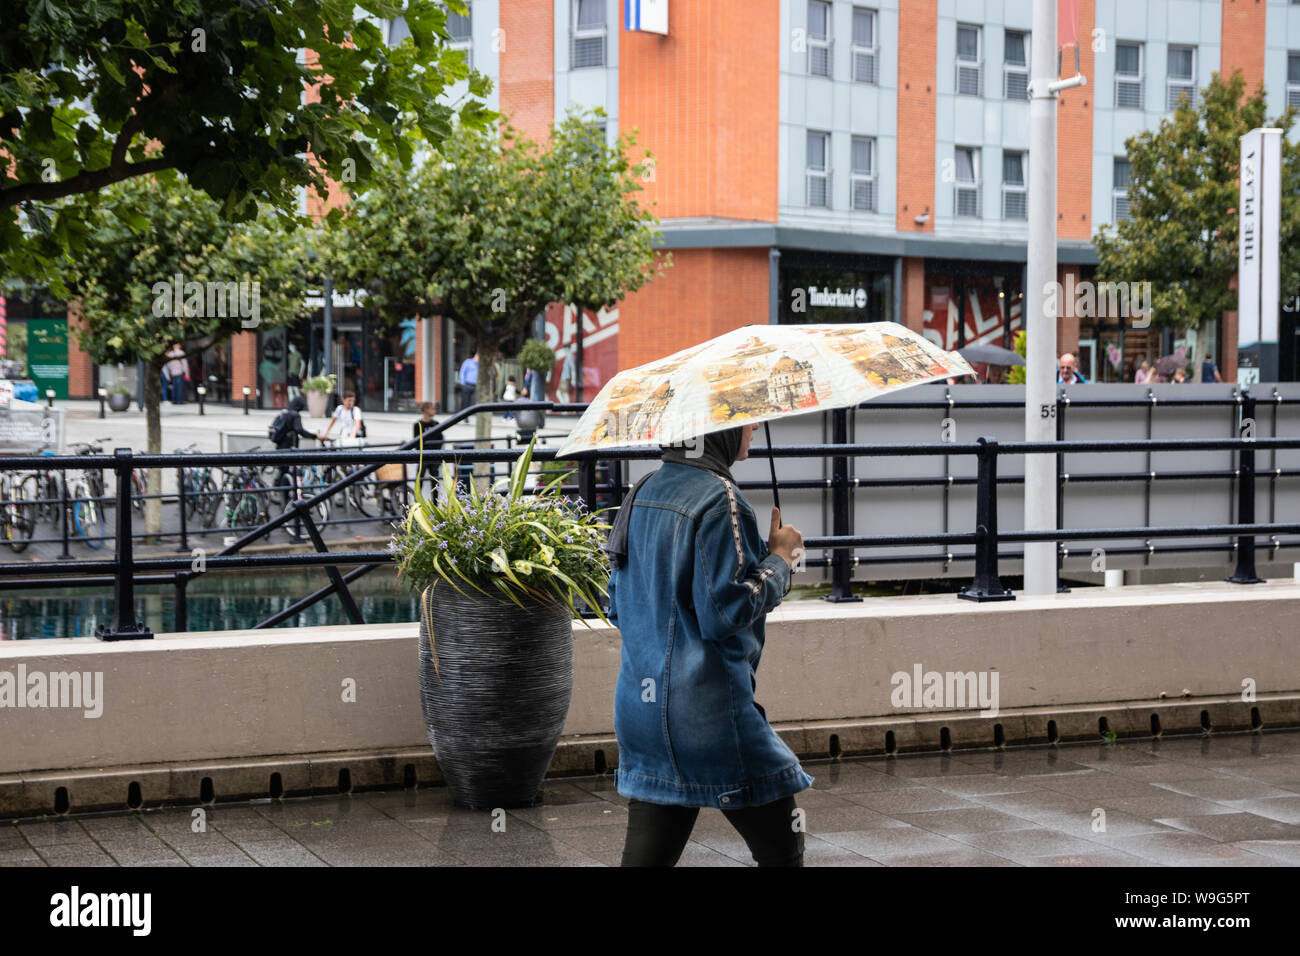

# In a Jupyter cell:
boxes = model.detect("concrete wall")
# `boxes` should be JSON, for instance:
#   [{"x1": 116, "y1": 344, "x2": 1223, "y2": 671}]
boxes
[{"x1": 4, "y1": 580, "x2": 1298, "y2": 783}]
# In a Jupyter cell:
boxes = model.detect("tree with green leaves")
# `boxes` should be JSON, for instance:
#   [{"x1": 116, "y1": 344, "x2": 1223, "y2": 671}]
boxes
[
  {"x1": 331, "y1": 110, "x2": 666, "y2": 442},
  {"x1": 46, "y1": 171, "x2": 311, "y2": 534},
  {"x1": 1093, "y1": 71, "x2": 1300, "y2": 372},
  {"x1": 1, "y1": 0, "x2": 492, "y2": 286}
]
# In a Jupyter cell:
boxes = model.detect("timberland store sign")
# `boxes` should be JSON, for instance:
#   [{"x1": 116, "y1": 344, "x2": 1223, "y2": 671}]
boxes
[{"x1": 809, "y1": 286, "x2": 868, "y2": 309}]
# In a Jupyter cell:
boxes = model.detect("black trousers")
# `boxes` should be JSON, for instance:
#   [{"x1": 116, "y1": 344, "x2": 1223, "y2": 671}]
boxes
[{"x1": 620, "y1": 795, "x2": 804, "y2": 867}]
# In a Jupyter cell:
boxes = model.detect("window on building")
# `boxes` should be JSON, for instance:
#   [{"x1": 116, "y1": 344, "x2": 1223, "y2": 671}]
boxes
[
  {"x1": 807, "y1": 130, "x2": 831, "y2": 207},
  {"x1": 851, "y1": 136, "x2": 876, "y2": 211},
  {"x1": 1115, "y1": 42, "x2": 1143, "y2": 109},
  {"x1": 387, "y1": 16, "x2": 412, "y2": 46},
  {"x1": 1002, "y1": 151, "x2": 1027, "y2": 219},
  {"x1": 808, "y1": 0, "x2": 832, "y2": 77},
  {"x1": 955, "y1": 147, "x2": 980, "y2": 217},
  {"x1": 447, "y1": 3, "x2": 472, "y2": 70},
  {"x1": 1166, "y1": 45, "x2": 1196, "y2": 111},
  {"x1": 571, "y1": 0, "x2": 605, "y2": 69},
  {"x1": 1288, "y1": 52, "x2": 1300, "y2": 108},
  {"x1": 957, "y1": 24, "x2": 983, "y2": 96},
  {"x1": 1004, "y1": 30, "x2": 1029, "y2": 100},
  {"x1": 1113, "y1": 157, "x2": 1132, "y2": 222},
  {"x1": 852, "y1": 8, "x2": 878, "y2": 84}
]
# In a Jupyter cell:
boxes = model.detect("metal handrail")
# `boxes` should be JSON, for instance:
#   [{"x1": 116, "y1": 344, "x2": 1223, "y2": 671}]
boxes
[{"x1": 0, "y1": 392, "x2": 1295, "y2": 636}]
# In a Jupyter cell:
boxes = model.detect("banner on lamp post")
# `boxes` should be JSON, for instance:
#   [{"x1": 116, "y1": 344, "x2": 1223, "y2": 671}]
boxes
[{"x1": 1238, "y1": 128, "x2": 1282, "y2": 385}]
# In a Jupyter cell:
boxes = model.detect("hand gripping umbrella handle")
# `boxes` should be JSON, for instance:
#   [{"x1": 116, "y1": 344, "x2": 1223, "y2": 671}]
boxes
[{"x1": 765, "y1": 421, "x2": 781, "y2": 525}]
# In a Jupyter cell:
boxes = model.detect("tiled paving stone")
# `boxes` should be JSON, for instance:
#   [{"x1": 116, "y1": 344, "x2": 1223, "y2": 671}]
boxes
[
  {"x1": 918, "y1": 772, "x2": 1044, "y2": 797},
  {"x1": 1150, "y1": 778, "x2": 1298, "y2": 803},
  {"x1": 800, "y1": 834, "x2": 883, "y2": 867},
  {"x1": 948, "y1": 827, "x2": 1108, "y2": 865},
  {"x1": 1087, "y1": 829, "x2": 1276, "y2": 866},
  {"x1": 802, "y1": 803, "x2": 918, "y2": 834},
  {"x1": 891, "y1": 806, "x2": 1035, "y2": 837},
  {"x1": 881, "y1": 848, "x2": 1022, "y2": 867},
  {"x1": 35, "y1": 843, "x2": 119, "y2": 867},
  {"x1": 1022, "y1": 808, "x2": 1178, "y2": 842},
  {"x1": 1226, "y1": 796, "x2": 1300, "y2": 824},
  {"x1": 506, "y1": 801, "x2": 629, "y2": 832},
  {"x1": 837, "y1": 787, "x2": 980, "y2": 815},
  {"x1": 1230, "y1": 840, "x2": 1300, "y2": 865},
  {"x1": 1024, "y1": 850, "x2": 1157, "y2": 867},
  {"x1": 869, "y1": 755, "x2": 997, "y2": 779},
  {"x1": 1152, "y1": 811, "x2": 1300, "y2": 843},
  {"x1": 675, "y1": 843, "x2": 747, "y2": 867},
  {"x1": 15, "y1": 819, "x2": 91, "y2": 847},
  {"x1": 0, "y1": 847, "x2": 48, "y2": 866},
  {"x1": 812, "y1": 766, "x2": 935, "y2": 794},
  {"x1": 951, "y1": 751, "x2": 1098, "y2": 777},
  {"x1": 817, "y1": 825, "x2": 973, "y2": 863},
  {"x1": 1104, "y1": 792, "x2": 1241, "y2": 819},
  {"x1": 1032, "y1": 772, "x2": 1168, "y2": 802},
  {"x1": 0, "y1": 825, "x2": 30, "y2": 850},
  {"x1": 548, "y1": 823, "x2": 630, "y2": 867}
]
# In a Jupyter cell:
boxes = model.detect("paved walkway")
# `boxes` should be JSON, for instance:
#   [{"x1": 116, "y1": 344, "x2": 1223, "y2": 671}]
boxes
[{"x1": 4, "y1": 731, "x2": 1299, "y2": 866}]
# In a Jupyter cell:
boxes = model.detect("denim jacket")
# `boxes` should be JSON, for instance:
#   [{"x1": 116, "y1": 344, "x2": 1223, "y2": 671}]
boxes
[{"x1": 607, "y1": 461, "x2": 814, "y2": 809}]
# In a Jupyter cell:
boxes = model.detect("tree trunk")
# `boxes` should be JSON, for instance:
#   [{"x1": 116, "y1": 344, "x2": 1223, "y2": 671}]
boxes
[
  {"x1": 474, "y1": 339, "x2": 502, "y2": 491},
  {"x1": 144, "y1": 360, "x2": 164, "y2": 538},
  {"x1": 1191, "y1": 316, "x2": 1213, "y2": 382}
]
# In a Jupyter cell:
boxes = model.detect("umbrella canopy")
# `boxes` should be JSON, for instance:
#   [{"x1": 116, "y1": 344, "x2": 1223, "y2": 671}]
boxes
[
  {"x1": 958, "y1": 343, "x2": 1025, "y2": 367},
  {"x1": 555, "y1": 323, "x2": 972, "y2": 457},
  {"x1": 1154, "y1": 352, "x2": 1187, "y2": 377}
]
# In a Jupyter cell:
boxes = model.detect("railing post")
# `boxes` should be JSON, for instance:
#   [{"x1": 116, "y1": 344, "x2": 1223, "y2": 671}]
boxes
[
  {"x1": 97, "y1": 448, "x2": 154, "y2": 640},
  {"x1": 959, "y1": 437, "x2": 1015, "y2": 602},
  {"x1": 1228, "y1": 391, "x2": 1263, "y2": 584},
  {"x1": 824, "y1": 407, "x2": 861, "y2": 603},
  {"x1": 579, "y1": 456, "x2": 597, "y2": 514},
  {"x1": 174, "y1": 572, "x2": 189, "y2": 632},
  {"x1": 175, "y1": 465, "x2": 189, "y2": 552},
  {"x1": 58, "y1": 471, "x2": 72, "y2": 559},
  {"x1": 1055, "y1": 390, "x2": 1071, "y2": 593}
]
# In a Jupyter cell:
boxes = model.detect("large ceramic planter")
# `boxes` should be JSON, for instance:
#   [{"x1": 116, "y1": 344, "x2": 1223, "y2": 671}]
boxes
[
  {"x1": 418, "y1": 584, "x2": 574, "y2": 809},
  {"x1": 108, "y1": 392, "x2": 132, "y2": 412},
  {"x1": 305, "y1": 389, "x2": 329, "y2": 419}
]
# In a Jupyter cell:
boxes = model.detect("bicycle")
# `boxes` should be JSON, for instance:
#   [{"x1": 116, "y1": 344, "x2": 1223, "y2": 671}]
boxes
[
  {"x1": 68, "y1": 439, "x2": 112, "y2": 548},
  {"x1": 320, "y1": 436, "x2": 377, "y2": 517},
  {"x1": 177, "y1": 443, "x2": 223, "y2": 528},
  {"x1": 0, "y1": 470, "x2": 36, "y2": 553},
  {"x1": 219, "y1": 446, "x2": 272, "y2": 532}
]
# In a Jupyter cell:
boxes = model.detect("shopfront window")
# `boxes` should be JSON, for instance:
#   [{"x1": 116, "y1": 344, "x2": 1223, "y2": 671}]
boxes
[
  {"x1": 777, "y1": 250, "x2": 893, "y2": 325},
  {"x1": 923, "y1": 269, "x2": 1022, "y2": 354}
]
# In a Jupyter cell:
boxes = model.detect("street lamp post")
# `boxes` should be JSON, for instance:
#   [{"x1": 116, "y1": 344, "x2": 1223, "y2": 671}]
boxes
[
  {"x1": 242, "y1": 385, "x2": 251, "y2": 415},
  {"x1": 97, "y1": 388, "x2": 106, "y2": 419},
  {"x1": 45, "y1": 388, "x2": 54, "y2": 409},
  {"x1": 196, "y1": 384, "x2": 206, "y2": 416},
  {"x1": 1024, "y1": 0, "x2": 1085, "y2": 596}
]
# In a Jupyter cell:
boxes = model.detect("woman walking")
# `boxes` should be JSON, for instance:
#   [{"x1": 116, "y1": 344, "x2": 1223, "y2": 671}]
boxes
[{"x1": 606, "y1": 424, "x2": 813, "y2": 867}]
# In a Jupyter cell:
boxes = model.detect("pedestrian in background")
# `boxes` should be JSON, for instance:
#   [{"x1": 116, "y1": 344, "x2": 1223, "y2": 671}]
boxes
[
  {"x1": 1057, "y1": 352, "x2": 1088, "y2": 384},
  {"x1": 458, "y1": 352, "x2": 479, "y2": 411},
  {"x1": 1201, "y1": 351, "x2": 1223, "y2": 383},
  {"x1": 1134, "y1": 359, "x2": 1152, "y2": 383},
  {"x1": 165, "y1": 343, "x2": 189, "y2": 404}
]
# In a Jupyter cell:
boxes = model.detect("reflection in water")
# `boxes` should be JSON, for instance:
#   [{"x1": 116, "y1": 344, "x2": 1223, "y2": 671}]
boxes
[{"x1": 2, "y1": 568, "x2": 421, "y2": 639}]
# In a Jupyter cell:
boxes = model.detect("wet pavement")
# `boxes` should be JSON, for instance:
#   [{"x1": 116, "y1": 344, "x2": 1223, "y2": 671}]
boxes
[{"x1": 4, "y1": 730, "x2": 1299, "y2": 866}]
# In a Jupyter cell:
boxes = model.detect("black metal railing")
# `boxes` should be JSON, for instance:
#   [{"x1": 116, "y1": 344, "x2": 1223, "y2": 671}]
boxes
[{"x1": 0, "y1": 391, "x2": 1297, "y2": 639}]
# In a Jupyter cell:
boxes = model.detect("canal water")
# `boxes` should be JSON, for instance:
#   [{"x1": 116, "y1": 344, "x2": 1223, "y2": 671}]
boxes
[
  {"x1": 2, "y1": 568, "x2": 422, "y2": 639},
  {"x1": 2, "y1": 572, "x2": 992, "y2": 640}
]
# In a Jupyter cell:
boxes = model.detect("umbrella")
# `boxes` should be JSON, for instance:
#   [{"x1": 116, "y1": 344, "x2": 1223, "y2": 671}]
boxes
[
  {"x1": 1154, "y1": 352, "x2": 1187, "y2": 378},
  {"x1": 554, "y1": 323, "x2": 973, "y2": 509},
  {"x1": 958, "y1": 343, "x2": 1025, "y2": 367}
]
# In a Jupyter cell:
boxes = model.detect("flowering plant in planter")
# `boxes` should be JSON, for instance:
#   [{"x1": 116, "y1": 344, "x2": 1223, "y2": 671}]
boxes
[{"x1": 391, "y1": 438, "x2": 611, "y2": 639}]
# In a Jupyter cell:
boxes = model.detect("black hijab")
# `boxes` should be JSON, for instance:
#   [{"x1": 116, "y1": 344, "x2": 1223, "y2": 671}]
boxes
[{"x1": 607, "y1": 427, "x2": 746, "y2": 570}]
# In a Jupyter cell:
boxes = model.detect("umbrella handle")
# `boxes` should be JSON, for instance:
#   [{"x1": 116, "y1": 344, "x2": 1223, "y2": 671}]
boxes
[{"x1": 764, "y1": 421, "x2": 781, "y2": 525}]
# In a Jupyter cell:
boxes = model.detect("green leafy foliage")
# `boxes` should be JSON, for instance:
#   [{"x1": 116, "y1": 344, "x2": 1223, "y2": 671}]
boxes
[
  {"x1": 517, "y1": 338, "x2": 556, "y2": 375},
  {"x1": 391, "y1": 438, "x2": 611, "y2": 624},
  {"x1": 1007, "y1": 330, "x2": 1027, "y2": 385},
  {"x1": 328, "y1": 108, "x2": 667, "y2": 440},
  {"x1": 1, "y1": 0, "x2": 493, "y2": 284},
  {"x1": 1093, "y1": 72, "x2": 1300, "y2": 339}
]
